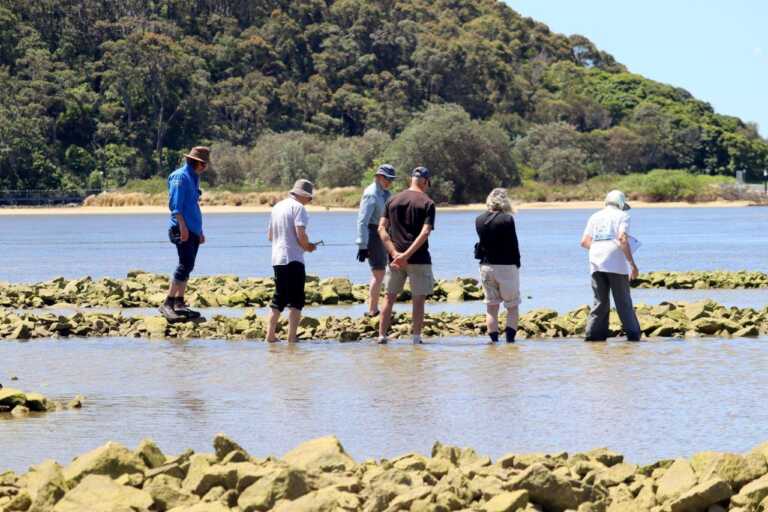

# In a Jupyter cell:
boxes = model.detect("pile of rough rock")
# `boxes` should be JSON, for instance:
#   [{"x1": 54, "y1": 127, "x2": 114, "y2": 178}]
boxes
[
  {"x1": 632, "y1": 271, "x2": 768, "y2": 289},
  {"x1": 0, "y1": 272, "x2": 483, "y2": 309},
  {"x1": 0, "y1": 387, "x2": 83, "y2": 417},
  {"x1": 4, "y1": 434, "x2": 768, "y2": 512},
  {"x1": 0, "y1": 300, "x2": 766, "y2": 342}
]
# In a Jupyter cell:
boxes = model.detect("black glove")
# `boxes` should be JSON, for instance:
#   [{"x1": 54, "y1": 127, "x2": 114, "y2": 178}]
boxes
[{"x1": 357, "y1": 248, "x2": 369, "y2": 262}]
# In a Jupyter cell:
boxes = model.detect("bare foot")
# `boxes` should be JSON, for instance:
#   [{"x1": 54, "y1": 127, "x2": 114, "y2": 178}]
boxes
[{"x1": 266, "y1": 337, "x2": 280, "y2": 343}]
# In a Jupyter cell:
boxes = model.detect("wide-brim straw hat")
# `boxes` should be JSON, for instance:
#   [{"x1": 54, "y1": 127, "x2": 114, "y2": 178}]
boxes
[
  {"x1": 185, "y1": 146, "x2": 211, "y2": 164},
  {"x1": 290, "y1": 179, "x2": 314, "y2": 198}
]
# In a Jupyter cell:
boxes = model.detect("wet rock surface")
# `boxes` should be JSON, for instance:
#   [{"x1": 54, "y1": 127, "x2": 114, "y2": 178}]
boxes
[
  {"x1": 4, "y1": 270, "x2": 764, "y2": 311},
  {"x1": 0, "y1": 272, "x2": 484, "y2": 309},
  {"x1": 632, "y1": 271, "x2": 768, "y2": 289},
  {"x1": 0, "y1": 387, "x2": 83, "y2": 416},
  {"x1": 4, "y1": 435, "x2": 768, "y2": 512},
  {"x1": 0, "y1": 300, "x2": 766, "y2": 341}
]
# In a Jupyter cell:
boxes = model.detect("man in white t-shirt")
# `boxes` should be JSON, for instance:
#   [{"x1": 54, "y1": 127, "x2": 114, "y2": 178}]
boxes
[
  {"x1": 266, "y1": 179, "x2": 317, "y2": 343},
  {"x1": 580, "y1": 190, "x2": 641, "y2": 341}
]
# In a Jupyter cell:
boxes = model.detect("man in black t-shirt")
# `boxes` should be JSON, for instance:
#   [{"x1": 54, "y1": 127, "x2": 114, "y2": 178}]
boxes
[{"x1": 377, "y1": 167, "x2": 436, "y2": 344}]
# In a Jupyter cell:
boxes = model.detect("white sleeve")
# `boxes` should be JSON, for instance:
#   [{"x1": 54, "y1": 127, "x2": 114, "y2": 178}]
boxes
[
  {"x1": 618, "y1": 213, "x2": 630, "y2": 236},
  {"x1": 295, "y1": 206, "x2": 309, "y2": 227},
  {"x1": 582, "y1": 216, "x2": 594, "y2": 238}
]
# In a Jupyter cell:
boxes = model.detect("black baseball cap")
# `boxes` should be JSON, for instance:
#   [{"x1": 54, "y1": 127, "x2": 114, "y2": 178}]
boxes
[
  {"x1": 411, "y1": 166, "x2": 431, "y2": 181},
  {"x1": 375, "y1": 164, "x2": 396, "y2": 180}
]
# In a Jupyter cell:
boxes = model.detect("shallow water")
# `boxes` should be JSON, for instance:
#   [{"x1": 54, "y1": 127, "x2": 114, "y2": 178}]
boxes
[
  {"x1": 2, "y1": 336, "x2": 768, "y2": 472},
  {"x1": 2, "y1": 207, "x2": 767, "y2": 472}
]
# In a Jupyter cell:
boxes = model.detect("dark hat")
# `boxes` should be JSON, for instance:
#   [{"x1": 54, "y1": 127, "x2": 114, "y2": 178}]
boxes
[
  {"x1": 185, "y1": 146, "x2": 210, "y2": 164},
  {"x1": 411, "y1": 166, "x2": 431, "y2": 180},
  {"x1": 290, "y1": 179, "x2": 314, "y2": 198},
  {"x1": 375, "y1": 164, "x2": 397, "y2": 180}
]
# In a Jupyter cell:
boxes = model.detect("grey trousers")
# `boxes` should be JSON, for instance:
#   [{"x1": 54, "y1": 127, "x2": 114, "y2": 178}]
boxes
[{"x1": 585, "y1": 271, "x2": 642, "y2": 341}]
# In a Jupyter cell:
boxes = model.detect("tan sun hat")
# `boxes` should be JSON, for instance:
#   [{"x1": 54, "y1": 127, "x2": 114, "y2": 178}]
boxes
[
  {"x1": 290, "y1": 179, "x2": 314, "y2": 198},
  {"x1": 185, "y1": 146, "x2": 211, "y2": 164}
]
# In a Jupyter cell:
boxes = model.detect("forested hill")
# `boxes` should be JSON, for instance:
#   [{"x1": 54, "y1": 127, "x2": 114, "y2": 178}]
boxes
[{"x1": 2, "y1": 0, "x2": 766, "y2": 203}]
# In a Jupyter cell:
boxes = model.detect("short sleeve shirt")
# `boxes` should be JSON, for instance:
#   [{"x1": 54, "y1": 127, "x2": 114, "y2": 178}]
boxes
[
  {"x1": 383, "y1": 189, "x2": 436, "y2": 265},
  {"x1": 269, "y1": 197, "x2": 309, "y2": 266},
  {"x1": 583, "y1": 206, "x2": 631, "y2": 275}
]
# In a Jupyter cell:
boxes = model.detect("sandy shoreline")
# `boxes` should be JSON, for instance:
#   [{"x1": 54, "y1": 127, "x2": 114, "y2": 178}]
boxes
[{"x1": 0, "y1": 200, "x2": 754, "y2": 216}]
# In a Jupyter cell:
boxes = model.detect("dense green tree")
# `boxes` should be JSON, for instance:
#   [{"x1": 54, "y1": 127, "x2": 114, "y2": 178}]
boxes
[
  {"x1": 2, "y1": 0, "x2": 767, "y2": 192},
  {"x1": 384, "y1": 104, "x2": 519, "y2": 203}
]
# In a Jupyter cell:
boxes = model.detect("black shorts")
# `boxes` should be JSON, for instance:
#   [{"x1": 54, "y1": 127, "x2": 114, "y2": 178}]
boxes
[{"x1": 270, "y1": 261, "x2": 306, "y2": 311}]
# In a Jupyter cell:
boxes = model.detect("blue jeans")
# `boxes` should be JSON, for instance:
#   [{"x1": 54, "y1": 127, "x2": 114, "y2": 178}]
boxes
[{"x1": 169, "y1": 227, "x2": 200, "y2": 283}]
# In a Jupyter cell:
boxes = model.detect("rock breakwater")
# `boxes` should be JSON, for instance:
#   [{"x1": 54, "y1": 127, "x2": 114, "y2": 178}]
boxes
[
  {"x1": 0, "y1": 387, "x2": 83, "y2": 417},
  {"x1": 2, "y1": 271, "x2": 766, "y2": 310},
  {"x1": 632, "y1": 271, "x2": 768, "y2": 289},
  {"x1": 4, "y1": 434, "x2": 768, "y2": 512},
  {"x1": 0, "y1": 272, "x2": 483, "y2": 309},
  {"x1": 1, "y1": 301, "x2": 765, "y2": 341}
]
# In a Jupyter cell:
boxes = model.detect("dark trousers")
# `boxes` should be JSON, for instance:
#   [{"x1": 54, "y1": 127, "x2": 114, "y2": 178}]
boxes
[
  {"x1": 169, "y1": 227, "x2": 200, "y2": 283},
  {"x1": 585, "y1": 271, "x2": 641, "y2": 341}
]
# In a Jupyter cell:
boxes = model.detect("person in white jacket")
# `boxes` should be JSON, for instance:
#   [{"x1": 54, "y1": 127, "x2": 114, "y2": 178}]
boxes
[{"x1": 579, "y1": 190, "x2": 641, "y2": 342}]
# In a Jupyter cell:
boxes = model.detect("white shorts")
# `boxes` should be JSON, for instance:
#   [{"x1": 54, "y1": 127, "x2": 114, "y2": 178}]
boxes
[{"x1": 479, "y1": 264, "x2": 521, "y2": 308}]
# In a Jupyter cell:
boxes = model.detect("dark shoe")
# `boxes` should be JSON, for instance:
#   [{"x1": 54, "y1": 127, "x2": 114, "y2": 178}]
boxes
[
  {"x1": 488, "y1": 331, "x2": 499, "y2": 343},
  {"x1": 505, "y1": 327, "x2": 517, "y2": 343},
  {"x1": 174, "y1": 304, "x2": 201, "y2": 319},
  {"x1": 159, "y1": 304, "x2": 182, "y2": 321},
  {"x1": 584, "y1": 337, "x2": 607, "y2": 342},
  {"x1": 173, "y1": 299, "x2": 201, "y2": 319},
  {"x1": 365, "y1": 311, "x2": 380, "y2": 318}
]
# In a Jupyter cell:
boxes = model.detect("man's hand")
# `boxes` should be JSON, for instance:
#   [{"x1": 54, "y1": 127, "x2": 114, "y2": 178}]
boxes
[
  {"x1": 629, "y1": 264, "x2": 639, "y2": 281},
  {"x1": 391, "y1": 253, "x2": 408, "y2": 269},
  {"x1": 356, "y1": 248, "x2": 368, "y2": 262},
  {"x1": 180, "y1": 225, "x2": 189, "y2": 242},
  {"x1": 199, "y1": 233, "x2": 205, "y2": 245},
  {"x1": 307, "y1": 243, "x2": 317, "y2": 253}
]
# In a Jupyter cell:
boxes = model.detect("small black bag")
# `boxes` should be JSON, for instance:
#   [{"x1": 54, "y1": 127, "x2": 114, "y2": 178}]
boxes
[
  {"x1": 168, "y1": 225, "x2": 181, "y2": 245},
  {"x1": 474, "y1": 242, "x2": 484, "y2": 260}
]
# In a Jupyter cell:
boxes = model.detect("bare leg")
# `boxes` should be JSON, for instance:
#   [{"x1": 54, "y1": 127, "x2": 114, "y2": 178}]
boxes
[
  {"x1": 287, "y1": 308, "x2": 301, "y2": 343},
  {"x1": 506, "y1": 305, "x2": 519, "y2": 330},
  {"x1": 412, "y1": 295, "x2": 426, "y2": 336},
  {"x1": 168, "y1": 280, "x2": 187, "y2": 298},
  {"x1": 486, "y1": 304, "x2": 500, "y2": 334},
  {"x1": 378, "y1": 293, "x2": 396, "y2": 338},
  {"x1": 266, "y1": 307, "x2": 281, "y2": 342},
  {"x1": 368, "y1": 269, "x2": 385, "y2": 315}
]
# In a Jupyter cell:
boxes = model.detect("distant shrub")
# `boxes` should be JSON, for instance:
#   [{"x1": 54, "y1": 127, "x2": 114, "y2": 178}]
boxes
[
  {"x1": 514, "y1": 122, "x2": 588, "y2": 184},
  {"x1": 249, "y1": 131, "x2": 325, "y2": 189},
  {"x1": 384, "y1": 104, "x2": 519, "y2": 203},
  {"x1": 318, "y1": 130, "x2": 391, "y2": 188},
  {"x1": 616, "y1": 169, "x2": 733, "y2": 202}
]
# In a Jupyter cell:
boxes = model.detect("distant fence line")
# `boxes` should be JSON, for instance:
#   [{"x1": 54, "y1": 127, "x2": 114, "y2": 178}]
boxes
[{"x1": 0, "y1": 189, "x2": 105, "y2": 206}]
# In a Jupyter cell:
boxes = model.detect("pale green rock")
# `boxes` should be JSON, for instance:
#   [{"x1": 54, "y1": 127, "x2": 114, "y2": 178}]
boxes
[
  {"x1": 237, "y1": 468, "x2": 310, "y2": 512},
  {"x1": 52, "y1": 475, "x2": 153, "y2": 512},
  {"x1": 23, "y1": 459, "x2": 67, "y2": 512},
  {"x1": 668, "y1": 477, "x2": 732, "y2": 512},
  {"x1": 282, "y1": 436, "x2": 356, "y2": 473},
  {"x1": 656, "y1": 459, "x2": 697, "y2": 502},
  {"x1": 690, "y1": 451, "x2": 767, "y2": 491},
  {"x1": 0, "y1": 388, "x2": 26, "y2": 407},
  {"x1": 483, "y1": 490, "x2": 529, "y2": 512},
  {"x1": 63, "y1": 442, "x2": 148, "y2": 487}
]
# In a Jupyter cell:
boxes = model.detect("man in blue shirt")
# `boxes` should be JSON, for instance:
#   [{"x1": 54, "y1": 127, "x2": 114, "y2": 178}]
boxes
[
  {"x1": 355, "y1": 164, "x2": 396, "y2": 316},
  {"x1": 159, "y1": 146, "x2": 209, "y2": 321}
]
